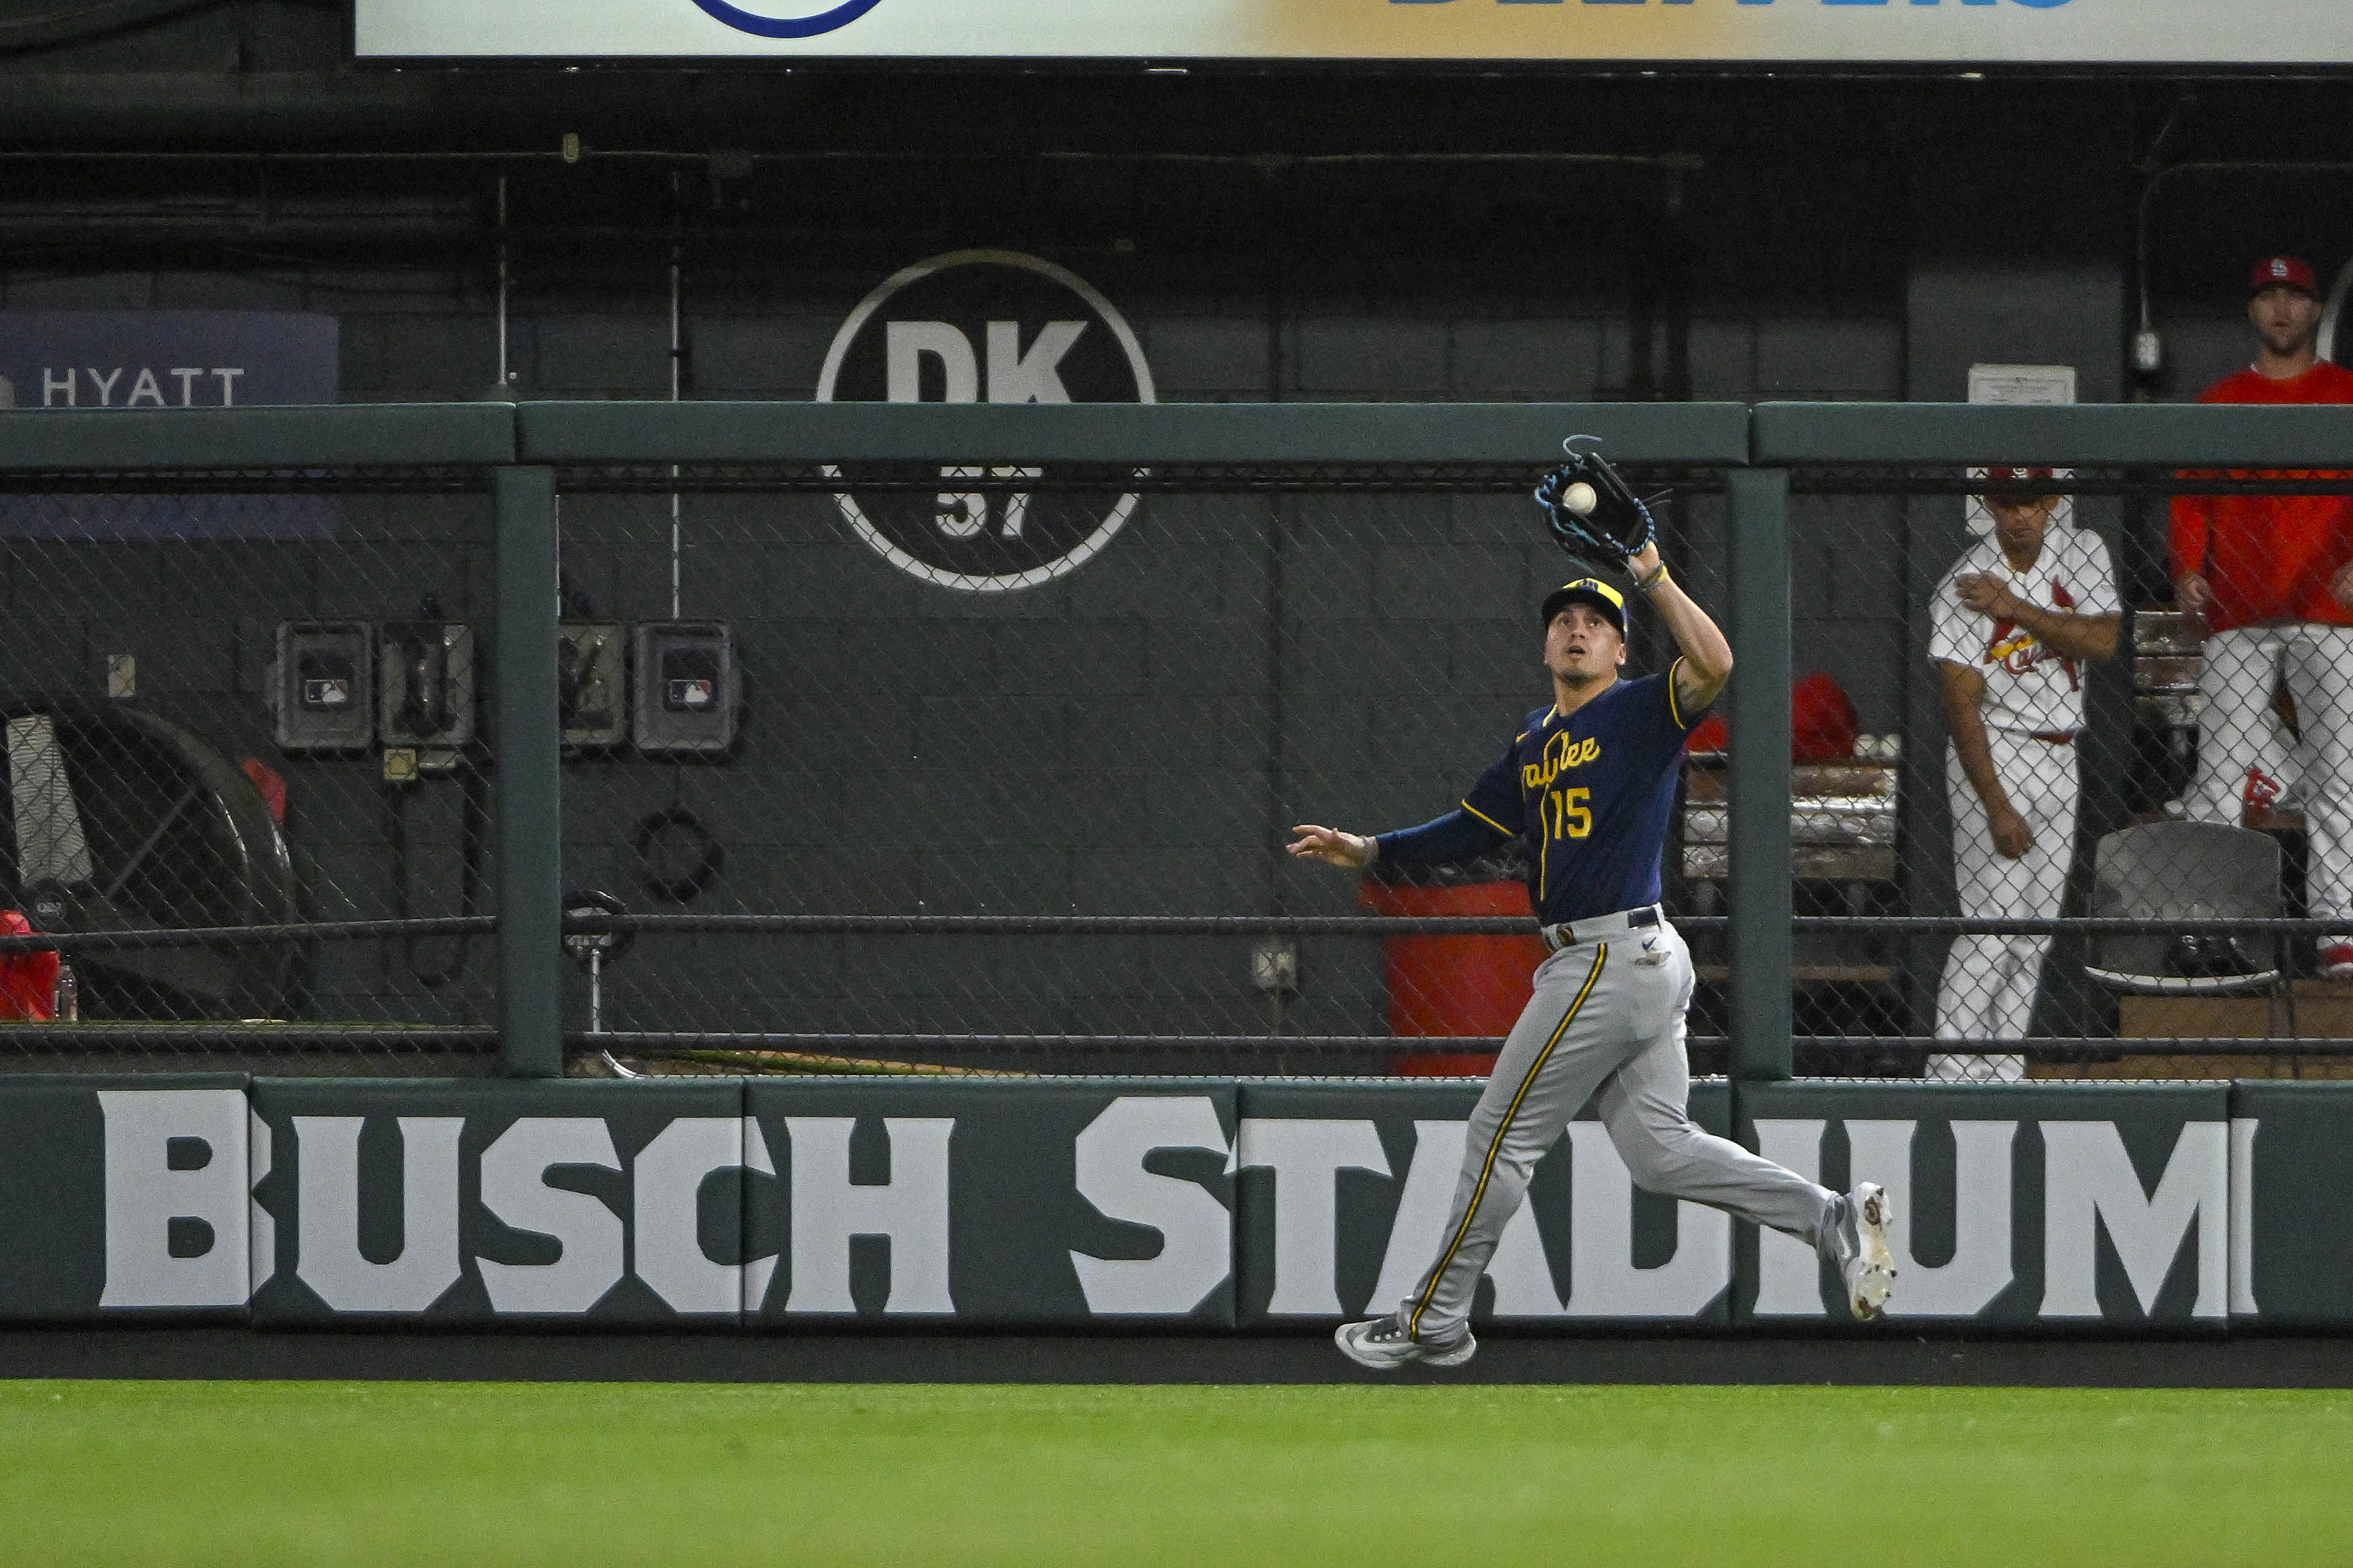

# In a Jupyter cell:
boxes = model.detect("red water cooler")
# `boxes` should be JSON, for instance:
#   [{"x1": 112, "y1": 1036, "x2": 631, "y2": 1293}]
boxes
[{"x1": 1358, "y1": 858, "x2": 1544, "y2": 1077}]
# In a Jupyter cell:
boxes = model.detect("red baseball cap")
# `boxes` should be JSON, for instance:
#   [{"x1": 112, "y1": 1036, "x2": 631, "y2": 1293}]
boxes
[
  {"x1": 1984, "y1": 466, "x2": 2055, "y2": 483},
  {"x1": 2250, "y1": 255, "x2": 2320, "y2": 297}
]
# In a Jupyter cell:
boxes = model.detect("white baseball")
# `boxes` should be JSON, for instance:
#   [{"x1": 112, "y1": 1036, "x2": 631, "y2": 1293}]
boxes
[{"x1": 1564, "y1": 481, "x2": 1598, "y2": 516}]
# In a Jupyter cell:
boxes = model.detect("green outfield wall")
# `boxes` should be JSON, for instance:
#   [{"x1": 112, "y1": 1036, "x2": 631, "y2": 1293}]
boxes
[{"x1": 4, "y1": 1075, "x2": 2347, "y2": 1335}]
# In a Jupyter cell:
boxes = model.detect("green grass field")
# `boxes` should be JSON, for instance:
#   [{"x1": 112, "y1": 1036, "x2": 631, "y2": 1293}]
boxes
[{"x1": 2, "y1": 1380, "x2": 2346, "y2": 1566}]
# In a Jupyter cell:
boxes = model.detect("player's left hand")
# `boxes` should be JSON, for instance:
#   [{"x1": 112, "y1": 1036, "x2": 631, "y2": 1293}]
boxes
[
  {"x1": 1534, "y1": 446, "x2": 1656, "y2": 564},
  {"x1": 2331, "y1": 559, "x2": 2353, "y2": 609},
  {"x1": 1955, "y1": 573, "x2": 2024, "y2": 620},
  {"x1": 1288, "y1": 824, "x2": 1374, "y2": 868}
]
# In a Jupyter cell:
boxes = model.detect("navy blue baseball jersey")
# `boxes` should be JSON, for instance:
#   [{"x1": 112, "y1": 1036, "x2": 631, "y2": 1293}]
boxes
[{"x1": 1373, "y1": 660, "x2": 1704, "y2": 925}]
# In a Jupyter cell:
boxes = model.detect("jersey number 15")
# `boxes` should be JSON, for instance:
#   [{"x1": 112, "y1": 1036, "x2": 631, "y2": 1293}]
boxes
[{"x1": 1543, "y1": 787, "x2": 1592, "y2": 842}]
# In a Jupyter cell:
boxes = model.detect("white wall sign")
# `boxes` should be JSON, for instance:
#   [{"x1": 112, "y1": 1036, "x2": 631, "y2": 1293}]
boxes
[
  {"x1": 1965, "y1": 361, "x2": 2077, "y2": 538},
  {"x1": 358, "y1": 0, "x2": 2353, "y2": 64}
]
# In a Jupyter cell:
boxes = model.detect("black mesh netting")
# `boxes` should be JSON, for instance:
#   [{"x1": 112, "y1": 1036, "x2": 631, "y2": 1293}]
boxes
[
  {"x1": 0, "y1": 472, "x2": 498, "y2": 1074},
  {"x1": 1779, "y1": 464, "x2": 2353, "y2": 1082}
]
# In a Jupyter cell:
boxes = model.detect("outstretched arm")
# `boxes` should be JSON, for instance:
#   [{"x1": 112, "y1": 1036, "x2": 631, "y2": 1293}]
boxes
[
  {"x1": 1291, "y1": 738, "x2": 1521, "y2": 871},
  {"x1": 1628, "y1": 541, "x2": 1734, "y2": 714},
  {"x1": 1288, "y1": 807, "x2": 1510, "y2": 870}
]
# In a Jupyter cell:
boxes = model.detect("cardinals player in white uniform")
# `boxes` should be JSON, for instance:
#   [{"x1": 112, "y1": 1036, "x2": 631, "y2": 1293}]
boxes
[{"x1": 1929, "y1": 468, "x2": 2121, "y2": 1080}]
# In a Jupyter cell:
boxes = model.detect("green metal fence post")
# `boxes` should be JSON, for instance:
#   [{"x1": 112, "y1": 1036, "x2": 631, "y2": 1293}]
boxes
[
  {"x1": 1727, "y1": 466, "x2": 1793, "y2": 1083},
  {"x1": 494, "y1": 466, "x2": 562, "y2": 1078}
]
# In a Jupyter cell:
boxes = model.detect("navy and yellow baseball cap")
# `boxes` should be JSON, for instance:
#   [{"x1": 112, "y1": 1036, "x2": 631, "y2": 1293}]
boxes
[{"x1": 1540, "y1": 578, "x2": 1627, "y2": 637}]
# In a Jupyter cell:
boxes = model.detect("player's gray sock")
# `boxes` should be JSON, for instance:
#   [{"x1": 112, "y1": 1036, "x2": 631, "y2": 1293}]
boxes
[{"x1": 1815, "y1": 1193, "x2": 1855, "y2": 1266}]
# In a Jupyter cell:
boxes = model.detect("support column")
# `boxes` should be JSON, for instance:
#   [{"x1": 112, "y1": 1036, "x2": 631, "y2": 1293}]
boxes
[
  {"x1": 494, "y1": 466, "x2": 562, "y2": 1078},
  {"x1": 1727, "y1": 467, "x2": 1793, "y2": 1083}
]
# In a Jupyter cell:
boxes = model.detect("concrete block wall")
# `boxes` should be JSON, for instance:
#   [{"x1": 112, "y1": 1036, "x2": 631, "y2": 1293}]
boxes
[
  {"x1": 1, "y1": 144, "x2": 2179, "y2": 1049},
  {"x1": 0, "y1": 269, "x2": 502, "y2": 1030},
  {"x1": 0, "y1": 57, "x2": 2344, "y2": 1057},
  {"x1": 0, "y1": 246, "x2": 1913, "y2": 1045},
  {"x1": 429, "y1": 228, "x2": 1900, "y2": 1041}
]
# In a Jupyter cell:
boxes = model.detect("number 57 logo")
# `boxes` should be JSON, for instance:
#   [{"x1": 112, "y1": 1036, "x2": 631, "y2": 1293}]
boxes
[
  {"x1": 935, "y1": 466, "x2": 1044, "y2": 541},
  {"x1": 817, "y1": 250, "x2": 1157, "y2": 593}
]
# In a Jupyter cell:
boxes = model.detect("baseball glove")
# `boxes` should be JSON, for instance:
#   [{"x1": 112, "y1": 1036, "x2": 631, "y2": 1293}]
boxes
[{"x1": 1534, "y1": 438, "x2": 1656, "y2": 564}]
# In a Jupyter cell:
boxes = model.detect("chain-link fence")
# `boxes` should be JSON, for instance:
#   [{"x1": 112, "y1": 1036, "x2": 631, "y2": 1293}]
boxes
[
  {"x1": 11, "y1": 401, "x2": 2353, "y2": 1084},
  {"x1": 0, "y1": 454, "x2": 502, "y2": 1074},
  {"x1": 1779, "y1": 459, "x2": 2353, "y2": 1083},
  {"x1": 551, "y1": 456, "x2": 1731, "y2": 1077}
]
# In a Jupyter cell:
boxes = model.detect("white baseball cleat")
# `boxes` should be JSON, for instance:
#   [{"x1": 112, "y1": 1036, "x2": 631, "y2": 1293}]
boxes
[
  {"x1": 1334, "y1": 1313, "x2": 1477, "y2": 1370},
  {"x1": 1834, "y1": 1183, "x2": 1897, "y2": 1321}
]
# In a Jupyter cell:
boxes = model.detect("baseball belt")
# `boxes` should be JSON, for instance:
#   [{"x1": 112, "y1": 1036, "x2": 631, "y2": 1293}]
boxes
[{"x1": 1541, "y1": 903, "x2": 1663, "y2": 952}]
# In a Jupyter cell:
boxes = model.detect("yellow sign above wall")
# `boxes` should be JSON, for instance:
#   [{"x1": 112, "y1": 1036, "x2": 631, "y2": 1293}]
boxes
[{"x1": 355, "y1": 0, "x2": 2353, "y2": 63}]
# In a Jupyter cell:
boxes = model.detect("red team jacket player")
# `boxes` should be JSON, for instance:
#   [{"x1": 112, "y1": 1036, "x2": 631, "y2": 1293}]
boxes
[
  {"x1": 2170, "y1": 361, "x2": 2353, "y2": 633},
  {"x1": 2170, "y1": 255, "x2": 2353, "y2": 977}
]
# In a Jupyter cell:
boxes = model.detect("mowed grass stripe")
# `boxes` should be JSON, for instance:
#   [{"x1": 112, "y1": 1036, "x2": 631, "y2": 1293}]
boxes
[{"x1": 0, "y1": 1380, "x2": 2345, "y2": 1567}]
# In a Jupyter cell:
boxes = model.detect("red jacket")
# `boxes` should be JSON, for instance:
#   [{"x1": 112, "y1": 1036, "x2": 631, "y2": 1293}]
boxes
[{"x1": 2169, "y1": 361, "x2": 2353, "y2": 632}]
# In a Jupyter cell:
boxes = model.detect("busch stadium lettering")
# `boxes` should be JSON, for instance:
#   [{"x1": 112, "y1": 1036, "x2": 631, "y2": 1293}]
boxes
[{"x1": 70, "y1": 1088, "x2": 2252, "y2": 1327}]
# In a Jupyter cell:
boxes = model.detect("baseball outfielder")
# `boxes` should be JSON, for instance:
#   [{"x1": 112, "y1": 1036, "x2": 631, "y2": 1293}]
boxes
[
  {"x1": 1930, "y1": 468, "x2": 2120, "y2": 1080},
  {"x1": 2172, "y1": 255, "x2": 2353, "y2": 979},
  {"x1": 1291, "y1": 507, "x2": 1895, "y2": 1370}
]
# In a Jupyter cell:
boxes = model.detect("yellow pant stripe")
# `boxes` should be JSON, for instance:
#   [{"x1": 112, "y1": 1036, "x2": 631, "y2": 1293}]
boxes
[{"x1": 1406, "y1": 943, "x2": 1607, "y2": 1339}]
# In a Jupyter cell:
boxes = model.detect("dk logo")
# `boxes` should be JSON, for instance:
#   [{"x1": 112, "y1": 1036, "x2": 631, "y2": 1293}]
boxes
[{"x1": 817, "y1": 249, "x2": 1157, "y2": 593}]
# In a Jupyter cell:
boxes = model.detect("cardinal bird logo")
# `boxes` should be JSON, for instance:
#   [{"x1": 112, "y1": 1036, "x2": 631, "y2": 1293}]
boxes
[{"x1": 1982, "y1": 581, "x2": 2082, "y2": 690}]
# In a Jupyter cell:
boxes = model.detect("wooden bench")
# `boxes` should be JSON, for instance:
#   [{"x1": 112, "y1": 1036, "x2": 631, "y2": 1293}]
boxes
[
  {"x1": 1678, "y1": 754, "x2": 1903, "y2": 1008},
  {"x1": 1680, "y1": 755, "x2": 1899, "y2": 896}
]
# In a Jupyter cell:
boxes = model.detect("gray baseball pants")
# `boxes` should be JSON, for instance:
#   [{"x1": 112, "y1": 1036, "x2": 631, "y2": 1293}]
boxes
[{"x1": 1399, "y1": 918, "x2": 1835, "y2": 1341}]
